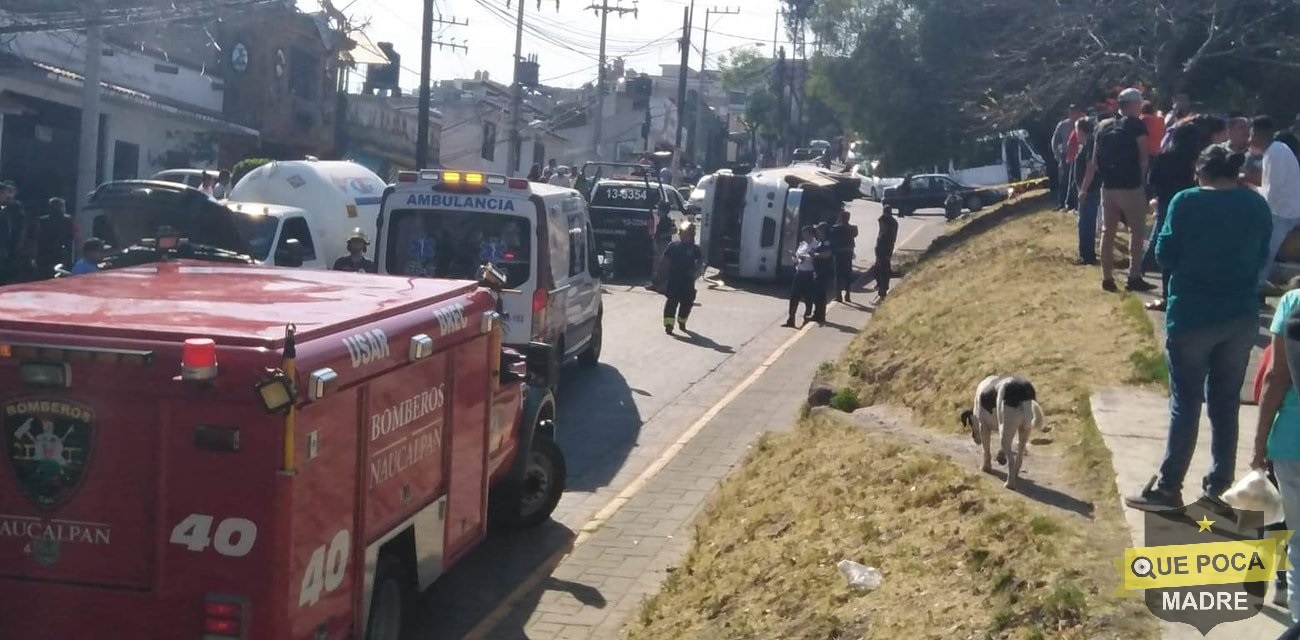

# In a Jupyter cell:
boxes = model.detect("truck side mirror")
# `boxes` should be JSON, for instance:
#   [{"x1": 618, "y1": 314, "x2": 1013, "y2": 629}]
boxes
[{"x1": 523, "y1": 341, "x2": 557, "y2": 389}]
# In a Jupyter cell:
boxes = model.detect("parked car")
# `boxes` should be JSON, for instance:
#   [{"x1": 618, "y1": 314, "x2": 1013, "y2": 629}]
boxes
[
  {"x1": 850, "y1": 163, "x2": 901, "y2": 201},
  {"x1": 791, "y1": 148, "x2": 823, "y2": 164},
  {"x1": 150, "y1": 168, "x2": 210, "y2": 189},
  {"x1": 880, "y1": 173, "x2": 1008, "y2": 219}
]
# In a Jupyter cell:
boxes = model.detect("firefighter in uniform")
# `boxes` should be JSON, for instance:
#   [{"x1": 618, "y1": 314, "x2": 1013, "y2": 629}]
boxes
[
  {"x1": 659, "y1": 221, "x2": 703, "y2": 335},
  {"x1": 332, "y1": 229, "x2": 377, "y2": 273}
]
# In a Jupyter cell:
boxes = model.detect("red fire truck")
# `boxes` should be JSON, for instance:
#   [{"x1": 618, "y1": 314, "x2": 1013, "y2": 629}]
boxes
[{"x1": 0, "y1": 260, "x2": 565, "y2": 639}]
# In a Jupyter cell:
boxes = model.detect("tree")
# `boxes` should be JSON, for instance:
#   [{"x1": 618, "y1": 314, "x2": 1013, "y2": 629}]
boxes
[{"x1": 720, "y1": 49, "x2": 783, "y2": 160}]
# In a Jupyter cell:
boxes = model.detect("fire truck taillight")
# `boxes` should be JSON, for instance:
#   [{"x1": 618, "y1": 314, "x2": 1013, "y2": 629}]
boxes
[
  {"x1": 180, "y1": 338, "x2": 218, "y2": 381},
  {"x1": 201, "y1": 596, "x2": 245, "y2": 639}
]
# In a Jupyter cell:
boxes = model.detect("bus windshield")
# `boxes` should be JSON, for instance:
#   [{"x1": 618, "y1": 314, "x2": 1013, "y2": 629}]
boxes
[{"x1": 385, "y1": 209, "x2": 532, "y2": 288}]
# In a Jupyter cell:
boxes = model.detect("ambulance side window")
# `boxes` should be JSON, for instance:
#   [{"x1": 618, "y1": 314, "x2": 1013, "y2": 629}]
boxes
[
  {"x1": 568, "y1": 225, "x2": 586, "y2": 277},
  {"x1": 280, "y1": 217, "x2": 317, "y2": 261}
]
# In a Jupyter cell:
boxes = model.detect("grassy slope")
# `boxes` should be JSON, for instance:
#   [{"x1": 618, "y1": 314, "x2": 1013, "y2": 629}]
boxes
[{"x1": 625, "y1": 200, "x2": 1162, "y2": 639}]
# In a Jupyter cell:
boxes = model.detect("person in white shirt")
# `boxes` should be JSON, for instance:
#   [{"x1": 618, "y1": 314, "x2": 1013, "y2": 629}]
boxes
[
  {"x1": 548, "y1": 166, "x2": 573, "y2": 188},
  {"x1": 1253, "y1": 116, "x2": 1300, "y2": 292},
  {"x1": 212, "y1": 170, "x2": 230, "y2": 199},
  {"x1": 783, "y1": 225, "x2": 820, "y2": 328}
]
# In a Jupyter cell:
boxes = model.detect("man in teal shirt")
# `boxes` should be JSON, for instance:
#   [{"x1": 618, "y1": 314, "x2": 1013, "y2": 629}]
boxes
[{"x1": 1126, "y1": 147, "x2": 1272, "y2": 513}]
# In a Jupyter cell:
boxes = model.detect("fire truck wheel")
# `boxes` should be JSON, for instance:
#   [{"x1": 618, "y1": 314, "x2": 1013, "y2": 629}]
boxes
[
  {"x1": 512, "y1": 435, "x2": 567, "y2": 528},
  {"x1": 366, "y1": 555, "x2": 414, "y2": 640},
  {"x1": 578, "y1": 315, "x2": 603, "y2": 367}
]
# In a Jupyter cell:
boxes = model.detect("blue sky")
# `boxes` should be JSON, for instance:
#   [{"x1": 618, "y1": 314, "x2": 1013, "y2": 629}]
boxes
[{"x1": 302, "y1": 0, "x2": 788, "y2": 89}]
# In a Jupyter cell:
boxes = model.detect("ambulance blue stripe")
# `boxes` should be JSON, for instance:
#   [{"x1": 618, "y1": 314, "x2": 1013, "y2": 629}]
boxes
[{"x1": 355, "y1": 196, "x2": 383, "y2": 206}]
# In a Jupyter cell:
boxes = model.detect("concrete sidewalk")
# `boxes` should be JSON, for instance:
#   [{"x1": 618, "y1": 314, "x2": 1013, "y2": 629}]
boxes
[
  {"x1": 475, "y1": 288, "x2": 879, "y2": 639},
  {"x1": 1092, "y1": 388, "x2": 1293, "y2": 639}
]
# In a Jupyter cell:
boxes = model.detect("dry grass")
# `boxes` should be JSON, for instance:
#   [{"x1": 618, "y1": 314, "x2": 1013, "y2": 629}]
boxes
[
  {"x1": 626, "y1": 418, "x2": 1152, "y2": 640},
  {"x1": 624, "y1": 199, "x2": 1164, "y2": 640},
  {"x1": 840, "y1": 203, "x2": 1163, "y2": 501}
]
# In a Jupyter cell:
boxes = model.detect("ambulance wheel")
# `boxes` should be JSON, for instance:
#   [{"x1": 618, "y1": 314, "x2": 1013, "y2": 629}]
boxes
[
  {"x1": 579, "y1": 315, "x2": 602, "y2": 367},
  {"x1": 366, "y1": 555, "x2": 414, "y2": 640},
  {"x1": 510, "y1": 435, "x2": 567, "y2": 528}
]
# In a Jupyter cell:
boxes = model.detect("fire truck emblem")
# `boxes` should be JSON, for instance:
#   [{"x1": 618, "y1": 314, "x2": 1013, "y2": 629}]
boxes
[
  {"x1": 4, "y1": 401, "x2": 95, "y2": 511},
  {"x1": 28, "y1": 538, "x2": 60, "y2": 566}
]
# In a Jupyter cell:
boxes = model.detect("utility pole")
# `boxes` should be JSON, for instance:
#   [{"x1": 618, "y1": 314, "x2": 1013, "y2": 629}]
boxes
[
  {"x1": 77, "y1": 3, "x2": 102, "y2": 214},
  {"x1": 587, "y1": 0, "x2": 638, "y2": 161},
  {"x1": 416, "y1": 8, "x2": 468, "y2": 168},
  {"x1": 672, "y1": 1, "x2": 694, "y2": 186},
  {"x1": 775, "y1": 46, "x2": 788, "y2": 163},
  {"x1": 509, "y1": 1, "x2": 559, "y2": 177},
  {"x1": 692, "y1": 5, "x2": 738, "y2": 171}
]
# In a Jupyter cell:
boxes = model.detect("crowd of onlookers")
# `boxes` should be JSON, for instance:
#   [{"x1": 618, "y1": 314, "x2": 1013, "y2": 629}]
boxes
[{"x1": 1055, "y1": 88, "x2": 1300, "y2": 625}]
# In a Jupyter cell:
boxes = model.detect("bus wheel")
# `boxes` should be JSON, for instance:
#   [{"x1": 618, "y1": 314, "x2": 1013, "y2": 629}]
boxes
[
  {"x1": 366, "y1": 555, "x2": 413, "y2": 640},
  {"x1": 514, "y1": 434, "x2": 567, "y2": 528}
]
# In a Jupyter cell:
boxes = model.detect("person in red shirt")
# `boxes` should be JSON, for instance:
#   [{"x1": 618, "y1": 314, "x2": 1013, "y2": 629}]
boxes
[
  {"x1": 1065, "y1": 124, "x2": 1082, "y2": 210},
  {"x1": 1141, "y1": 101, "x2": 1166, "y2": 156}
]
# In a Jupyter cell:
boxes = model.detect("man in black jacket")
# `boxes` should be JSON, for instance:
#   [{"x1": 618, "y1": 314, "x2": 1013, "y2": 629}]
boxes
[
  {"x1": 828, "y1": 208, "x2": 858, "y2": 302},
  {"x1": 34, "y1": 197, "x2": 76, "y2": 279},
  {"x1": 873, "y1": 208, "x2": 899, "y2": 304}
]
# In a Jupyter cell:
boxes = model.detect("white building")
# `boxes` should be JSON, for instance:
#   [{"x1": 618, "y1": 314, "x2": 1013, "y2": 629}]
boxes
[
  {"x1": 0, "y1": 20, "x2": 257, "y2": 212},
  {"x1": 433, "y1": 73, "x2": 568, "y2": 176}
]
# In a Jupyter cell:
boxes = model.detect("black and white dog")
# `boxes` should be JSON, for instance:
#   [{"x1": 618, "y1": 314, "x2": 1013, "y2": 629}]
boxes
[{"x1": 959, "y1": 375, "x2": 1047, "y2": 489}]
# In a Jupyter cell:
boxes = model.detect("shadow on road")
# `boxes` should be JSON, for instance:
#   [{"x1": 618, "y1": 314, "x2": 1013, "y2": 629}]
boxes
[
  {"x1": 555, "y1": 363, "x2": 643, "y2": 493},
  {"x1": 417, "y1": 519, "x2": 577, "y2": 638},
  {"x1": 671, "y1": 329, "x2": 735, "y2": 354}
]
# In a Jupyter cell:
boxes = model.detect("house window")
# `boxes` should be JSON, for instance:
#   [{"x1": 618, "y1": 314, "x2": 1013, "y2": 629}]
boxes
[
  {"x1": 481, "y1": 122, "x2": 497, "y2": 161},
  {"x1": 289, "y1": 48, "x2": 319, "y2": 100},
  {"x1": 532, "y1": 142, "x2": 545, "y2": 170},
  {"x1": 112, "y1": 141, "x2": 139, "y2": 180}
]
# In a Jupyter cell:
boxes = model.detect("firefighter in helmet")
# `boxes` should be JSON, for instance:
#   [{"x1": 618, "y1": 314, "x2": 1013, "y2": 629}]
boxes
[
  {"x1": 658, "y1": 220, "x2": 703, "y2": 335},
  {"x1": 333, "y1": 229, "x2": 377, "y2": 273}
]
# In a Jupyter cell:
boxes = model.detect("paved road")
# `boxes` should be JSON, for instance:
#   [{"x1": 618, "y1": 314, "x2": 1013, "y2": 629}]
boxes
[{"x1": 416, "y1": 198, "x2": 945, "y2": 638}]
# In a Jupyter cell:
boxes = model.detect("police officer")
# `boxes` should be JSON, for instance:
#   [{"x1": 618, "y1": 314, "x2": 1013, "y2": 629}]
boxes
[
  {"x1": 828, "y1": 208, "x2": 859, "y2": 302},
  {"x1": 660, "y1": 221, "x2": 703, "y2": 334},
  {"x1": 332, "y1": 229, "x2": 377, "y2": 273}
]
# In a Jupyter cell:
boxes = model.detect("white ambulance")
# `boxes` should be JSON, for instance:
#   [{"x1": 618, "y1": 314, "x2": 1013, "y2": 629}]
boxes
[{"x1": 377, "y1": 169, "x2": 604, "y2": 384}]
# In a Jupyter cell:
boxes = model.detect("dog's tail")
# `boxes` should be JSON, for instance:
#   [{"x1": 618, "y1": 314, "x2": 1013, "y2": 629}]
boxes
[{"x1": 1031, "y1": 400, "x2": 1046, "y2": 432}]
